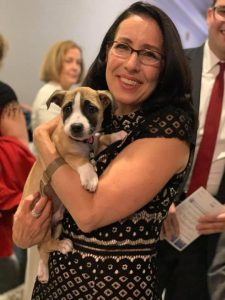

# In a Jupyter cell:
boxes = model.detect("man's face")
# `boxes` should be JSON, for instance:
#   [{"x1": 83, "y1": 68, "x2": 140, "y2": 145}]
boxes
[{"x1": 207, "y1": 0, "x2": 225, "y2": 59}]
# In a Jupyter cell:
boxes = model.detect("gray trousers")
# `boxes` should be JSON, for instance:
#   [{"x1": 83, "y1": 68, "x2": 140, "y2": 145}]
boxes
[{"x1": 0, "y1": 246, "x2": 26, "y2": 294}]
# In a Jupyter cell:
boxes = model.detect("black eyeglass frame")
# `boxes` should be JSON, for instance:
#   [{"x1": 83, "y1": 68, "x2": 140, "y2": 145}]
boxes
[{"x1": 107, "y1": 40, "x2": 164, "y2": 66}]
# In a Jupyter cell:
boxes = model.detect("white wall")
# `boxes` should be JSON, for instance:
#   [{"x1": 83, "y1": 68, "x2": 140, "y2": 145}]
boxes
[
  {"x1": 0, "y1": 0, "x2": 211, "y2": 106},
  {"x1": 151, "y1": 0, "x2": 211, "y2": 47}
]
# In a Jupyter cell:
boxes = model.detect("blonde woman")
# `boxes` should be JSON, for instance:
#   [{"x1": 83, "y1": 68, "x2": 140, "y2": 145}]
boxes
[{"x1": 31, "y1": 40, "x2": 84, "y2": 130}]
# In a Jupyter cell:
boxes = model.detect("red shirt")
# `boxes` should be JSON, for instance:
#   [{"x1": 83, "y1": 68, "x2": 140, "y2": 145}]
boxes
[{"x1": 0, "y1": 136, "x2": 35, "y2": 256}]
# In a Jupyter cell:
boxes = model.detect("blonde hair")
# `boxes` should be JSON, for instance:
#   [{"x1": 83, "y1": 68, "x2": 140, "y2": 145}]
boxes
[
  {"x1": 0, "y1": 33, "x2": 8, "y2": 63},
  {"x1": 40, "y1": 40, "x2": 83, "y2": 83}
]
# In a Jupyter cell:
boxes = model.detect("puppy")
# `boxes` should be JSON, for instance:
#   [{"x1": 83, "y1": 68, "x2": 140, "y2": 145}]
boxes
[{"x1": 21, "y1": 86, "x2": 119, "y2": 283}]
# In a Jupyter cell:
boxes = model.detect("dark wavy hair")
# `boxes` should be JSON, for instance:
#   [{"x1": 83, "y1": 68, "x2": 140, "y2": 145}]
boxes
[{"x1": 83, "y1": 1, "x2": 193, "y2": 117}]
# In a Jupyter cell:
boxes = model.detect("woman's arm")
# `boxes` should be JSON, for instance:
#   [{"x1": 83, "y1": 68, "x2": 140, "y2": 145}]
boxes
[{"x1": 33, "y1": 117, "x2": 190, "y2": 233}]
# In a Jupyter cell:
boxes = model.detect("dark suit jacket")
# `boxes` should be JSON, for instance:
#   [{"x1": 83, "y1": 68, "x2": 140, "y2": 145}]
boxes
[
  {"x1": 185, "y1": 46, "x2": 203, "y2": 113},
  {"x1": 208, "y1": 230, "x2": 225, "y2": 300}
]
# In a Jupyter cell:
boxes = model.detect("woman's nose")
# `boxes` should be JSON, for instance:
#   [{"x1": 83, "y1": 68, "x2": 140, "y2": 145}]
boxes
[
  {"x1": 124, "y1": 52, "x2": 140, "y2": 72},
  {"x1": 72, "y1": 62, "x2": 79, "y2": 70}
]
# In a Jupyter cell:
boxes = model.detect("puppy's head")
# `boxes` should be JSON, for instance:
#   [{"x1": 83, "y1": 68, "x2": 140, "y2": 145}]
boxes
[{"x1": 46, "y1": 87, "x2": 113, "y2": 142}]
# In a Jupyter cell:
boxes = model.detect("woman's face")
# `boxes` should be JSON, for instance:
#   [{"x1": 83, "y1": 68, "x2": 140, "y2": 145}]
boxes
[
  {"x1": 59, "y1": 47, "x2": 82, "y2": 90},
  {"x1": 106, "y1": 14, "x2": 164, "y2": 114}
]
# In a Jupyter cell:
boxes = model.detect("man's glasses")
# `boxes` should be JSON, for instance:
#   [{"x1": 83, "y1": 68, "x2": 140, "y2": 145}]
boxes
[
  {"x1": 108, "y1": 41, "x2": 164, "y2": 66},
  {"x1": 212, "y1": 5, "x2": 225, "y2": 21}
]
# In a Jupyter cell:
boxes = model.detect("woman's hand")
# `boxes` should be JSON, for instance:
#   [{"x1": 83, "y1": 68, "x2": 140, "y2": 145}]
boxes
[
  {"x1": 13, "y1": 193, "x2": 52, "y2": 248},
  {"x1": 33, "y1": 116, "x2": 60, "y2": 165},
  {"x1": 160, "y1": 203, "x2": 180, "y2": 240}
]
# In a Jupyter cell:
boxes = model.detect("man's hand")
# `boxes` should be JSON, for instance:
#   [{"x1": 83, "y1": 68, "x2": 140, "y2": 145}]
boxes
[{"x1": 197, "y1": 210, "x2": 225, "y2": 234}]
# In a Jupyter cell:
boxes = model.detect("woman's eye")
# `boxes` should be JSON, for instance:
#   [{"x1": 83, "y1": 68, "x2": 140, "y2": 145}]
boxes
[
  {"x1": 64, "y1": 59, "x2": 73, "y2": 63},
  {"x1": 143, "y1": 51, "x2": 156, "y2": 58},
  {"x1": 142, "y1": 50, "x2": 161, "y2": 61},
  {"x1": 115, "y1": 43, "x2": 129, "y2": 50}
]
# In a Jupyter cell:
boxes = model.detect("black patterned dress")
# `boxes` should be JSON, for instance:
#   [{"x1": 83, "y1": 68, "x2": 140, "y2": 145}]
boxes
[{"x1": 32, "y1": 105, "x2": 194, "y2": 300}]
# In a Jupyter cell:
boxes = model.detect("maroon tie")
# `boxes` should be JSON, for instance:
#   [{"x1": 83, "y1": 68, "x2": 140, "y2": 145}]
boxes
[{"x1": 188, "y1": 62, "x2": 225, "y2": 195}]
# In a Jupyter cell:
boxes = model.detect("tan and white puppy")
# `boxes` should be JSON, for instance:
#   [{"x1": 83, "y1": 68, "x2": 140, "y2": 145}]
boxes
[{"x1": 22, "y1": 87, "x2": 116, "y2": 283}]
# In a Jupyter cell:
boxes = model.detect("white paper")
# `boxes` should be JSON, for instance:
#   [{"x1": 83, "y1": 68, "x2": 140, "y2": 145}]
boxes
[{"x1": 165, "y1": 187, "x2": 225, "y2": 251}]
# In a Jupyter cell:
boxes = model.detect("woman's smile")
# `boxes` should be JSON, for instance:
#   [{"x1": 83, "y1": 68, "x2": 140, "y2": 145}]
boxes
[{"x1": 118, "y1": 74, "x2": 142, "y2": 88}]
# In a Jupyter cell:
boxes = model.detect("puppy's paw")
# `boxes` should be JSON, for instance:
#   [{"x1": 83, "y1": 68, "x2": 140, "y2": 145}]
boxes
[
  {"x1": 57, "y1": 239, "x2": 73, "y2": 254},
  {"x1": 111, "y1": 130, "x2": 127, "y2": 142},
  {"x1": 82, "y1": 172, "x2": 98, "y2": 192},
  {"x1": 77, "y1": 163, "x2": 98, "y2": 192},
  {"x1": 37, "y1": 260, "x2": 49, "y2": 283}
]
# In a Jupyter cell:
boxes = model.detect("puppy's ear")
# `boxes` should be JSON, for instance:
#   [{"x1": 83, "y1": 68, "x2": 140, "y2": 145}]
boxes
[
  {"x1": 46, "y1": 90, "x2": 67, "y2": 109},
  {"x1": 97, "y1": 90, "x2": 114, "y2": 109}
]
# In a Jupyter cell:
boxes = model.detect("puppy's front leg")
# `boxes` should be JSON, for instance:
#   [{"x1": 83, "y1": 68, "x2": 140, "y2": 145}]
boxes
[
  {"x1": 108, "y1": 130, "x2": 127, "y2": 143},
  {"x1": 77, "y1": 162, "x2": 98, "y2": 192},
  {"x1": 96, "y1": 130, "x2": 127, "y2": 154}
]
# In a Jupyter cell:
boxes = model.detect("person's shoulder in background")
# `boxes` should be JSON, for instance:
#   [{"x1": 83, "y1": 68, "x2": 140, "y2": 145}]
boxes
[
  {"x1": 31, "y1": 81, "x2": 61, "y2": 130},
  {"x1": 32, "y1": 81, "x2": 61, "y2": 108}
]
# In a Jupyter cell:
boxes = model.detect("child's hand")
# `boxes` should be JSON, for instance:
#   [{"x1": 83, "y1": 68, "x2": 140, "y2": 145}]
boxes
[{"x1": 0, "y1": 102, "x2": 29, "y2": 147}]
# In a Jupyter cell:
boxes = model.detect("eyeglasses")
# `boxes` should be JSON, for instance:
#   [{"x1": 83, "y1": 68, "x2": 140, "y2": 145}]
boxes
[
  {"x1": 108, "y1": 41, "x2": 164, "y2": 66},
  {"x1": 212, "y1": 5, "x2": 225, "y2": 21}
]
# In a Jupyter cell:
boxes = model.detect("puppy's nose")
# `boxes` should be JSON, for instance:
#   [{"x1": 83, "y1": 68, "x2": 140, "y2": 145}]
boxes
[{"x1": 70, "y1": 123, "x2": 83, "y2": 134}]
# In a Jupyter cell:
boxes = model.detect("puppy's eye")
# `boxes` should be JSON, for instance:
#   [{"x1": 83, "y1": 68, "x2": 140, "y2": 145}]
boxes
[
  {"x1": 63, "y1": 103, "x2": 73, "y2": 114},
  {"x1": 84, "y1": 100, "x2": 98, "y2": 114},
  {"x1": 87, "y1": 104, "x2": 98, "y2": 113}
]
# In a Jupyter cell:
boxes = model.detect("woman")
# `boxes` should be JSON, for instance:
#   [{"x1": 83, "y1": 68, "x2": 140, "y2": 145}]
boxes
[
  {"x1": 13, "y1": 2, "x2": 196, "y2": 299},
  {"x1": 31, "y1": 40, "x2": 84, "y2": 130}
]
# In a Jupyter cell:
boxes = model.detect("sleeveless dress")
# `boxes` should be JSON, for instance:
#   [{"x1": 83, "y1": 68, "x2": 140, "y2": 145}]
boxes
[{"x1": 32, "y1": 104, "x2": 194, "y2": 300}]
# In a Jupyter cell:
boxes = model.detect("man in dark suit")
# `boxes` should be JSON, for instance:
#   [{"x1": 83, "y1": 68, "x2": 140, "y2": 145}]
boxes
[
  {"x1": 157, "y1": 1, "x2": 225, "y2": 299},
  {"x1": 208, "y1": 231, "x2": 225, "y2": 300}
]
